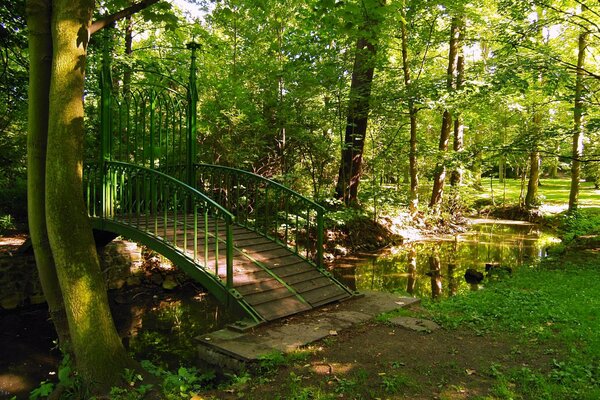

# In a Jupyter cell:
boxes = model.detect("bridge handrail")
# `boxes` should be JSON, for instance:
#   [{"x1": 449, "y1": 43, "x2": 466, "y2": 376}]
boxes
[
  {"x1": 191, "y1": 163, "x2": 326, "y2": 268},
  {"x1": 83, "y1": 160, "x2": 236, "y2": 288}
]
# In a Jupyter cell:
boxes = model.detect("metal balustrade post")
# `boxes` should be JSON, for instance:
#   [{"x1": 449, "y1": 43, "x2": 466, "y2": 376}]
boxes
[
  {"x1": 317, "y1": 208, "x2": 324, "y2": 269},
  {"x1": 186, "y1": 42, "x2": 200, "y2": 188},
  {"x1": 226, "y1": 220, "x2": 234, "y2": 289}
]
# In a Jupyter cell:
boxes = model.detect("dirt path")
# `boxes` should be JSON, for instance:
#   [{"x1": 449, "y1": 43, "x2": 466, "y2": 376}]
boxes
[{"x1": 205, "y1": 315, "x2": 556, "y2": 399}]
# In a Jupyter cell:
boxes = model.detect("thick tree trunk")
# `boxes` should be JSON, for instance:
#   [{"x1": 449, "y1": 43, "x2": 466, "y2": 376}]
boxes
[
  {"x1": 569, "y1": 31, "x2": 588, "y2": 212},
  {"x1": 26, "y1": 0, "x2": 71, "y2": 349},
  {"x1": 429, "y1": 16, "x2": 462, "y2": 211},
  {"x1": 400, "y1": 1, "x2": 419, "y2": 215},
  {"x1": 46, "y1": 0, "x2": 135, "y2": 389},
  {"x1": 335, "y1": 1, "x2": 386, "y2": 205},
  {"x1": 335, "y1": 36, "x2": 377, "y2": 204}
]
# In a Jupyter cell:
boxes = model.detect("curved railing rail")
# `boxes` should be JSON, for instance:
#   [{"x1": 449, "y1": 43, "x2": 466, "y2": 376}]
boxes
[
  {"x1": 189, "y1": 164, "x2": 325, "y2": 268},
  {"x1": 83, "y1": 161, "x2": 236, "y2": 289}
]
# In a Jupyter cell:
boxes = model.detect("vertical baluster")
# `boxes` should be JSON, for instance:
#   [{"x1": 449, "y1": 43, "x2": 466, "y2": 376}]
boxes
[
  {"x1": 214, "y1": 214, "x2": 219, "y2": 277},
  {"x1": 145, "y1": 174, "x2": 149, "y2": 230},
  {"x1": 152, "y1": 178, "x2": 162, "y2": 236},
  {"x1": 204, "y1": 207, "x2": 209, "y2": 271},
  {"x1": 194, "y1": 201, "x2": 198, "y2": 262},
  {"x1": 136, "y1": 172, "x2": 141, "y2": 226},
  {"x1": 163, "y1": 182, "x2": 168, "y2": 240},
  {"x1": 173, "y1": 190, "x2": 178, "y2": 247},
  {"x1": 284, "y1": 196, "x2": 289, "y2": 247},
  {"x1": 305, "y1": 207, "x2": 310, "y2": 259},
  {"x1": 295, "y1": 213, "x2": 299, "y2": 255},
  {"x1": 274, "y1": 189, "x2": 279, "y2": 243},
  {"x1": 235, "y1": 174, "x2": 240, "y2": 220},
  {"x1": 316, "y1": 207, "x2": 324, "y2": 268},
  {"x1": 226, "y1": 220, "x2": 233, "y2": 289},
  {"x1": 264, "y1": 186, "x2": 269, "y2": 237},
  {"x1": 183, "y1": 192, "x2": 188, "y2": 253}
]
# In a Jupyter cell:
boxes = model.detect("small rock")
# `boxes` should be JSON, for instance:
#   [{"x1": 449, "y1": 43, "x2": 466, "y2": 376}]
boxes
[
  {"x1": 29, "y1": 294, "x2": 46, "y2": 305},
  {"x1": 0, "y1": 294, "x2": 23, "y2": 310},
  {"x1": 109, "y1": 279, "x2": 126, "y2": 290},
  {"x1": 126, "y1": 276, "x2": 142, "y2": 287},
  {"x1": 162, "y1": 275, "x2": 178, "y2": 290},
  {"x1": 389, "y1": 316, "x2": 441, "y2": 333},
  {"x1": 150, "y1": 274, "x2": 164, "y2": 285}
]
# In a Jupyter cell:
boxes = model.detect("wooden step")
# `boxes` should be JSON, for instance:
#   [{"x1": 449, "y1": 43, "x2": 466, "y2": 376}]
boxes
[
  {"x1": 290, "y1": 276, "x2": 334, "y2": 294},
  {"x1": 300, "y1": 284, "x2": 349, "y2": 307},
  {"x1": 235, "y1": 278, "x2": 285, "y2": 296},
  {"x1": 252, "y1": 296, "x2": 311, "y2": 321},
  {"x1": 244, "y1": 286, "x2": 299, "y2": 306},
  {"x1": 281, "y1": 269, "x2": 324, "y2": 285}
]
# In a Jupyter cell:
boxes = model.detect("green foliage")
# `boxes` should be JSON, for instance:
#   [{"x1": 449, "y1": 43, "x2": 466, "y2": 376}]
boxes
[
  {"x1": 257, "y1": 351, "x2": 288, "y2": 374},
  {"x1": 0, "y1": 214, "x2": 15, "y2": 234},
  {"x1": 0, "y1": 177, "x2": 27, "y2": 219},
  {"x1": 380, "y1": 372, "x2": 414, "y2": 394},
  {"x1": 110, "y1": 360, "x2": 217, "y2": 400},
  {"x1": 555, "y1": 208, "x2": 600, "y2": 243},
  {"x1": 29, "y1": 355, "x2": 92, "y2": 400},
  {"x1": 423, "y1": 248, "x2": 600, "y2": 398}
]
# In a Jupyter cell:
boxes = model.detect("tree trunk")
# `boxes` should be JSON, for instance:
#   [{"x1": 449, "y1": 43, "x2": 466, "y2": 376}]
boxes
[
  {"x1": 400, "y1": 0, "x2": 419, "y2": 215},
  {"x1": 429, "y1": 16, "x2": 462, "y2": 211},
  {"x1": 46, "y1": 0, "x2": 135, "y2": 389},
  {"x1": 450, "y1": 55, "x2": 464, "y2": 187},
  {"x1": 525, "y1": 147, "x2": 540, "y2": 208},
  {"x1": 569, "y1": 30, "x2": 588, "y2": 212},
  {"x1": 335, "y1": 1, "x2": 386, "y2": 205},
  {"x1": 26, "y1": 0, "x2": 71, "y2": 349}
]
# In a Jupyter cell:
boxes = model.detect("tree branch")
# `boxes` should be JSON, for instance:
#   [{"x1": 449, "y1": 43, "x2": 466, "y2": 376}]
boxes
[{"x1": 90, "y1": 0, "x2": 161, "y2": 35}]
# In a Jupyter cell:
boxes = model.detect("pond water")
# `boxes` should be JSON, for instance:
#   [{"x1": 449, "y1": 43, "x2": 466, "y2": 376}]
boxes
[
  {"x1": 331, "y1": 219, "x2": 560, "y2": 299},
  {"x1": 111, "y1": 283, "x2": 238, "y2": 367}
]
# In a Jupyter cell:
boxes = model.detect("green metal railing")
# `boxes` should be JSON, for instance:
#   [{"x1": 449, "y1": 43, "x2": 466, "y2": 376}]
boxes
[
  {"x1": 191, "y1": 164, "x2": 325, "y2": 268},
  {"x1": 84, "y1": 161, "x2": 236, "y2": 289}
]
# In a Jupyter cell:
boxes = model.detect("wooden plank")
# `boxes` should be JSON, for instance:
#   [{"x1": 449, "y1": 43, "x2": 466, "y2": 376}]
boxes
[
  {"x1": 289, "y1": 277, "x2": 333, "y2": 294},
  {"x1": 235, "y1": 278, "x2": 285, "y2": 296},
  {"x1": 268, "y1": 263, "x2": 314, "y2": 278},
  {"x1": 300, "y1": 285, "x2": 349, "y2": 306},
  {"x1": 244, "y1": 287, "x2": 298, "y2": 306},
  {"x1": 281, "y1": 269, "x2": 324, "y2": 285},
  {"x1": 252, "y1": 297, "x2": 311, "y2": 321}
]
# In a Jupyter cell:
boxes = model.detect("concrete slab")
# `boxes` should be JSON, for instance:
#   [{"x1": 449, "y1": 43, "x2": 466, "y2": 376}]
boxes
[
  {"x1": 197, "y1": 291, "x2": 420, "y2": 368},
  {"x1": 389, "y1": 316, "x2": 441, "y2": 333}
]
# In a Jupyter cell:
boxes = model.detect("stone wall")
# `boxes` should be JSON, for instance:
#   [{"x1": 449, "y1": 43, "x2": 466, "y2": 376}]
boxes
[{"x1": 0, "y1": 240, "x2": 153, "y2": 311}]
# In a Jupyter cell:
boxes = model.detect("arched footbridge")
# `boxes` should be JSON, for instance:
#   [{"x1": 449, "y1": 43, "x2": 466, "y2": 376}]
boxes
[
  {"x1": 84, "y1": 41, "x2": 355, "y2": 324},
  {"x1": 84, "y1": 162, "x2": 355, "y2": 324}
]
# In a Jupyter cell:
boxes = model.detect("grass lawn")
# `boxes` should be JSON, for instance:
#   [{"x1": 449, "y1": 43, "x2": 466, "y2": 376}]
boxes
[{"x1": 474, "y1": 178, "x2": 600, "y2": 208}]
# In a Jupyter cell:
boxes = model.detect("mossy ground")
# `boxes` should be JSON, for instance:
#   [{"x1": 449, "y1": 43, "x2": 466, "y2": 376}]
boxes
[{"x1": 200, "y1": 226, "x2": 600, "y2": 399}]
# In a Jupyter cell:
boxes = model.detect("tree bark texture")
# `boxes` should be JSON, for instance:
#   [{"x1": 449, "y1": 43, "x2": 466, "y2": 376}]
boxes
[
  {"x1": 450, "y1": 54, "x2": 464, "y2": 187},
  {"x1": 525, "y1": 148, "x2": 540, "y2": 207},
  {"x1": 429, "y1": 15, "x2": 462, "y2": 211},
  {"x1": 525, "y1": 111, "x2": 542, "y2": 208},
  {"x1": 400, "y1": 0, "x2": 419, "y2": 215},
  {"x1": 335, "y1": 1, "x2": 386, "y2": 205},
  {"x1": 335, "y1": 36, "x2": 376, "y2": 204},
  {"x1": 26, "y1": 0, "x2": 71, "y2": 349},
  {"x1": 569, "y1": 31, "x2": 588, "y2": 212},
  {"x1": 46, "y1": 0, "x2": 135, "y2": 389}
]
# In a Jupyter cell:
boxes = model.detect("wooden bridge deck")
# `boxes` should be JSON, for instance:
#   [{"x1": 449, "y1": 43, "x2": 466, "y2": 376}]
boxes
[{"x1": 115, "y1": 214, "x2": 352, "y2": 321}]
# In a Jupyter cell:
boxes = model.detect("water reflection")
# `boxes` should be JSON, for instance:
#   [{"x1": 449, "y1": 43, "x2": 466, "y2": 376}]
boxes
[
  {"x1": 111, "y1": 284, "x2": 237, "y2": 366},
  {"x1": 332, "y1": 220, "x2": 558, "y2": 299}
]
